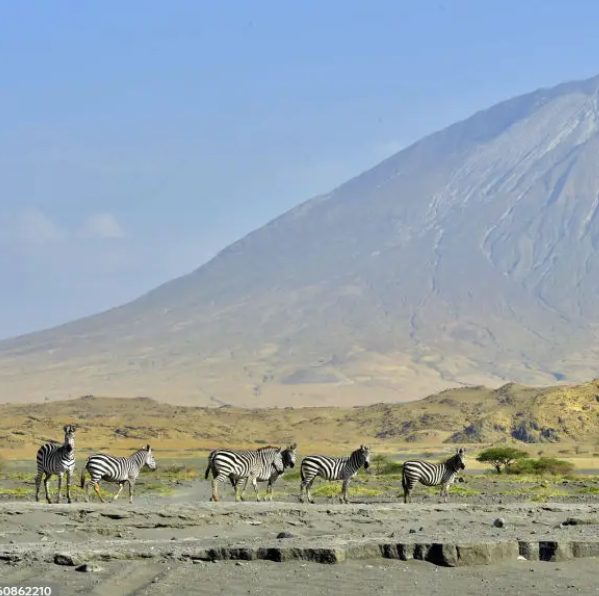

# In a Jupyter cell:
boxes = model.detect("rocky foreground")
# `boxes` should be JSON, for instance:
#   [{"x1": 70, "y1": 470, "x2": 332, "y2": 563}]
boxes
[{"x1": 2, "y1": 486, "x2": 599, "y2": 595}]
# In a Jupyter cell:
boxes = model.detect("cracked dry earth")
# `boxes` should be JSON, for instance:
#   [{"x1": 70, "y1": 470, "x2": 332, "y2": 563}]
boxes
[{"x1": 2, "y1": 480, "x2": 599, "y2": 595}]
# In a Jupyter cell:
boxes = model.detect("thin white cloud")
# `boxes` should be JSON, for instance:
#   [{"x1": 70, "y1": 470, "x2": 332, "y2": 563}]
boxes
[
  {"x1": 14, "y1": 208, "x2": 68, "y2": 245},
  {"x1": 81, "y1": 212, "x2": 125, "y2": 239}
]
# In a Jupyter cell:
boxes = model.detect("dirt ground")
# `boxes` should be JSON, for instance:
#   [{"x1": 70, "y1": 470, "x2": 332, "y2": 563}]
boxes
[{"x1": 2, "y1": 471, "x2": 599, "y2": 595}]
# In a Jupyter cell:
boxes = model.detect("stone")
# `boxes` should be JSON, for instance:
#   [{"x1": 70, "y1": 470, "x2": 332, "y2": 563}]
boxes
[
  {"x1": 100, "y1": 512, "x2": 130, "y2": 520},
  {"x1": 54, "y1": 552, "x2": 84, "y2": 566},
  {"x1": 75, "y1": 563, "x2": 103, "y2": 572}
]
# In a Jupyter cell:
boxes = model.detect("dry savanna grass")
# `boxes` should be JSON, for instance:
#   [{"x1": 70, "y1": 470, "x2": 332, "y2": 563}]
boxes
[{"x1": 2, "y1": 379, "x2": 599, "y2": 470}]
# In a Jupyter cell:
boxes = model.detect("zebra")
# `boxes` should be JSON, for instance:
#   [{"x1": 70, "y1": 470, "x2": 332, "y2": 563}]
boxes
[
  {"x1": 204, "y1": 445, "x2": 286, "y2": 502},
  {"x1": 80, "y1": 444, "x2": 157, "y2": 503},
  {"x1": 299, "y1": 444, "x2": 371, "y2": 504},
  {"x1": 228, "y1": 443, "x2": 297, "y2": 501},
  {"x1": 401, "y1": 447, "x2": 466, "y2": 503},
  {"x1": 35, "y1": 424, "x2": 76, "y2": 504}
]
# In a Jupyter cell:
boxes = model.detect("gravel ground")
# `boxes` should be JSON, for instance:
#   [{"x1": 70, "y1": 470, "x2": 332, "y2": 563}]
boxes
[{"x1": 2, "y1": 474, "x2": 599, "y2": 595}]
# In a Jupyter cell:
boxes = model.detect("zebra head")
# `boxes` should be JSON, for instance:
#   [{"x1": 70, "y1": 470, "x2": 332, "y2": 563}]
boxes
[
  {"x1": 356, "y1": 444, "x2": 371, "y2": 470},
  {"x1": 273, "y1": 448, "x2": 285, "y2": 474},
  {"x1": 451, "y1": 447, "x2": 466, "y2": 471},
  {"x1": 282, "y1": 443, "x2": 297, "y2": 469},
  {"x1": 63, "y1": 424, "x2": 76, "y2": 452},
  {"x1": 143, "y1": 444, "x2": 157, "y2": 471}
]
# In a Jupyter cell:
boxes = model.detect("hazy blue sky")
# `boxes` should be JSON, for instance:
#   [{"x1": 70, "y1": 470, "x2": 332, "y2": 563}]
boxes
[{"x1": 1, "y1": 0, "x2": 598, "y2": 339}]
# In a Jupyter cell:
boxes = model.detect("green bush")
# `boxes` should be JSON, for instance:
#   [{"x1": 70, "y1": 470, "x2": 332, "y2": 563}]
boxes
[
  {"x1": 370, "y1": 454, "x2": 403, "y2": 476},
  {"x1": 507, "y1": 457, "x2": 575, "y2": 476},
  {"x1": 476, "y1": 446, "x2": 528, "y2": 473}
]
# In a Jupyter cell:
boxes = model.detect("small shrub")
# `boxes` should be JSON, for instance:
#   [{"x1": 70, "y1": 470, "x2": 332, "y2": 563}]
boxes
[
  {"x1": 507, "y1": 457, "x2": 575, "y2": 477},
  {"x1": 447, "y1": 485, "x2": 480, "y2": 496},
  {"x1": 476, "y1": 446, "x2": 528, "y2": 474},
  {"x1": 282, "y1": 469, "x2": 302, "y2": 482},
  {"x1": 577, "y1": 486, "x2": 599, "y2": 495},
  {"x1": 310, "y1": 482, "x2": 383, "y2": 499},
  {"x1": 369, "y1": 455, "x2": 403, "y2": 476},
  {"x1": 381, "y1": 461, "x2": 404, "y2": 475}
]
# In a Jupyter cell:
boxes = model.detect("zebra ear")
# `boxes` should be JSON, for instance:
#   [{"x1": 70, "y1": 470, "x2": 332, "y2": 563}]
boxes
[{"x1": 146, "y1": 444, "x2": 151, "y2": 451}]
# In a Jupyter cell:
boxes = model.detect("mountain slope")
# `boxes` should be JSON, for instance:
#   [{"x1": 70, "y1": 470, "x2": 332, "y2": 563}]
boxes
[
  {"x1": 3, "y1": 75, "x2": 599, "y2": 406},
  {"x1": 3, "y1": 380, "x2": 599, "y2": 459}
]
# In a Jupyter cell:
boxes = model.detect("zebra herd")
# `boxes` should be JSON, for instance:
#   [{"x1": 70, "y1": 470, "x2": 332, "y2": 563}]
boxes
[
  {"x1": 33, "y1": 425, "x2": 467, "y2": 505},
  {"x1": 35, "y1": 425, "x2": 156, "y2": 505}
]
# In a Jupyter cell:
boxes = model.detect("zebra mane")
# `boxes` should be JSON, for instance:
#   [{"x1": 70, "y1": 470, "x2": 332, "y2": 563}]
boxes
[
  {"x1": 351, "y1": 445, "x2": 369, "y2": 457},
  {"x1": 256, "y1": 445, "x2": 281, "y2": 452},
  {"x1": 129, "y1": 446, "x2": 150, "y2": 457},
  {"x1": 445, "y1": 450, "x2": 465, "y2": 470}
]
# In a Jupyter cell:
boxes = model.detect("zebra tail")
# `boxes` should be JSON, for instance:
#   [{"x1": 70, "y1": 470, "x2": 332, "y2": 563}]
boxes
[
  {"x1": 401, "y1": 465, "x2": 407, "y2": 493},
  {"x1": 80, "y1": 464, "x2": 87, "y2": 489},
  {"x1": 204, "y1": 458, "x2": 212, "y2": 480}
]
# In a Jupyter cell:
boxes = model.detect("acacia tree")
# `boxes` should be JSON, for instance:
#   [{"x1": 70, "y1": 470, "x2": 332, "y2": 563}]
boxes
[{"x1": 476, "y1": 446, "x2": 528, "y2": 474}]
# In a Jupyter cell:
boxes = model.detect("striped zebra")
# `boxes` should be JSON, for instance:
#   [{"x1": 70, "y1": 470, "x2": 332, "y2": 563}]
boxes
[
  {"x1": 35, "y1": 424, "x2": 76, "y2": 504},
  {"x1": 80, "y1": 444, "x2": 157, "y2": 503},
  {"x1": 229, "y1": 443, "x2": 297, "y2": 501},
  {"x1": 204, "y1": 445, "x2": 285, "y2": 502},
  {"x1": 401, "y1": 447, "x2": 466, "y2": 503},
  {"x1": 299, "y1": 444, "x2": 371, "y2": 504}
]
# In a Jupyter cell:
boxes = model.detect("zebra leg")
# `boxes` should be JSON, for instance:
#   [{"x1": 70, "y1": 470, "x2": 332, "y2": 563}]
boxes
[
  {"x1": 84, "y1": 481, "x2": 91, "y2": 503},
  {"x1": 238, "y1": 477, "x2": 251, "y2": 501},
  {"x1": 250, "y1": 476, "x2": 261, "y2": 502},
  {"x1": 229, "y1": 477, "x2": 238, "y2": 498},
  {"x1": 56, "y1": 472, "x2": 63, "y2": 504},
  {"x1": 128, "y1": 480, "x2": 135, "y2": 504},
  {"x1": 210, "y1": 477, "x2": 222, "y2": 502},
  {"x1": 440, "y1": 483, "x2": 450, "y2": 503},
  {"x1": 299, "y1": 480, "x2": 306, "y2": 503},
  {"x1": 66, "y1": 469, "x2": 72, "y2": 504},
  {"x1": 306, "y1": 479, "x2": 316, "y2": 504},
  {"x1": 113, "y1": 482, "x2": 125, "y2": 501},
  {"x1": 267, "y1": 479, "x2": 274, "y2": 501},
  {"x1": 43, "y1": 472, "x2": 52, "y2": 504},
  {"x1": 341, "y1": 479, "x2": 350, "y2": 504},
  {"x1": 34, "y1": 470, "x2": 43, "y2": 502},
  {"x1": 93, "y1": 482, "x2": 106, "y2": 504}
]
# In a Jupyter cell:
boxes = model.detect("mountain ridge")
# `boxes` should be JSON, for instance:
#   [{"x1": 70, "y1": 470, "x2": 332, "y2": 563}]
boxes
[
  {"x1": 3, "y1": 74, "x2": 599, "y2": 406},
  {"x1": 3, "y1": 379, "x2": 599, "y2": 459}
]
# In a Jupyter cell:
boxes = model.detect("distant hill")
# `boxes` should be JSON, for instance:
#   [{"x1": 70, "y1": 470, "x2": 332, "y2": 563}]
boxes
[
  {"x1": 2, "y1": 74, "x2": 599, "y2": 406},
  {"x1": 2, "y1": 380, "x2": 599, "y2": 458}
]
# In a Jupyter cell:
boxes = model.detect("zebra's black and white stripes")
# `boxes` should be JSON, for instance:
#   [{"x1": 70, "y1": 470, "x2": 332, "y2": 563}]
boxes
[
  {"x1": 204, "y1": 446, "x2": 286, "y2": 502},
  {"x1": 229, "y1": 443, "x2": 297, "y2": 501},
  {"x1": 80, "y1": 444, "x2": 157, "y2": 503},
  {"x1": 299, "y1": 445, "x2": 370, "y2": 504},
  {"x1": 401, "y1": 447, "x2": 466, "y2": 503},
  {"x1": 35, "y1": 424, "x2": 76, "y2": 504}
]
